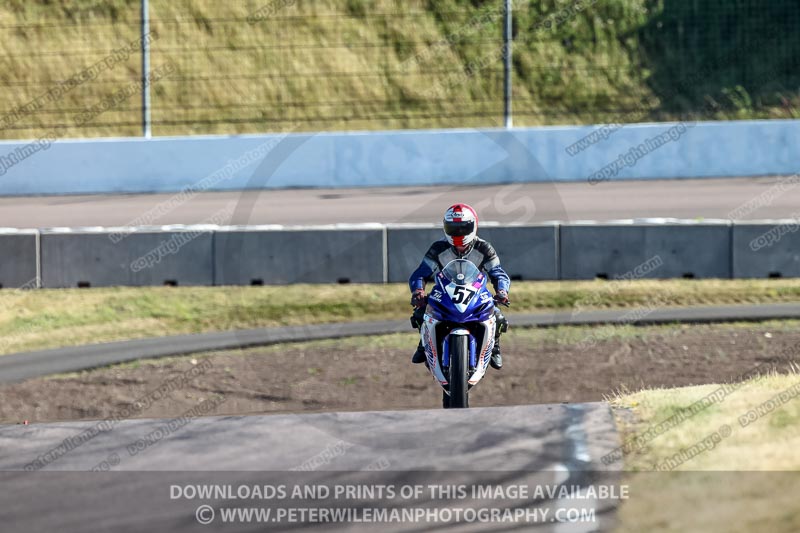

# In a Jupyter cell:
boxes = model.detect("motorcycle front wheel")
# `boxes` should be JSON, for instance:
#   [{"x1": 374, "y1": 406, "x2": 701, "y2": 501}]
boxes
[{"x1": 445, "y1": 334, "x2": 469, "y2": 409}]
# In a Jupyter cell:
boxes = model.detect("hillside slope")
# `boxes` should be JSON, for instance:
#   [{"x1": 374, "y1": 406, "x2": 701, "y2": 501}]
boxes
[{"x1": 0, "y1": 0, "x2": 797, "y2": 139}]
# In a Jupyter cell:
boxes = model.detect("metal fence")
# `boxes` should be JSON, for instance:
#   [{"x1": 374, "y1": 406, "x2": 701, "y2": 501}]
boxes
[{"x1": 1, "y1": 0, "x2": 799, "y2": 140}]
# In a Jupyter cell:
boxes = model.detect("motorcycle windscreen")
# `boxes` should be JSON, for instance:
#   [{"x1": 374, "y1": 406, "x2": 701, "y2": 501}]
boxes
[
  {"x1": 440, "y1": 259, "x2": 484, "y2": 314},
  {"x1": 441, "y1": 259, "x2": 481, "y2": 286}
]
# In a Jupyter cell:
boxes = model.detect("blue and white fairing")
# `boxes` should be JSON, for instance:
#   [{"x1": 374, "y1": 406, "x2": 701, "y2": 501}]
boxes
[
  {"x1": 421, "y1": 259, "x2": 497, "y2": 387},
  {"x1": 426, "y1": 260, "x2": 495, "y2": 323}
]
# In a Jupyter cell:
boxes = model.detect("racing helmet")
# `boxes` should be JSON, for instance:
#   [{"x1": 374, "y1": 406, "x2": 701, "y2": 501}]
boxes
[{"x1": 443, "y1": 203, "x2": 478, "y2": 248}]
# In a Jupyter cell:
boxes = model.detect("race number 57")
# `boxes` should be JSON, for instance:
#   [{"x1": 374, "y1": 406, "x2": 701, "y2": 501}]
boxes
[{"x1": 451, "y1": 285, "x2": 476, "y2": 304}]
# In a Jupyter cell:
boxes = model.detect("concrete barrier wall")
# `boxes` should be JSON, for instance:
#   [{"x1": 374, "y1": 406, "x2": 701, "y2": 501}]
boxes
[
  {"x1": 214, "y1": 227, "x2": 385, "y2": 285},
  {"x1": 41, "y1": 230, "x2": 214, "y2": 288},
  {"x1": 386, "y1": 227, "x2": 444, "y2": 284},
  {"x1": 0, "y1": 230, "x2": 38, "y2": 288},
  {"x1": 0, "y1": 119, "x2": 798, "y2": 195},
  {"x1": 386, "y1": 224, "x2": 558, "y2": 284},
  {"x1": 559, "y1": 224, "x2": 732, "y2": 280},
  {"x1": 2, "y1": 222, "x2": 792, "y2": 289},
  {"x1": 732, "y1": 222, "x2": 800, "y2": 278},
  {"x1": 479, "y1": 225, "x2": 559, "y2": 281}
]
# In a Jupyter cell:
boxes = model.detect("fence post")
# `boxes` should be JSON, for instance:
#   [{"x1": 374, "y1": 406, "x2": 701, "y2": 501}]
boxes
[
  {"x1": 141, "y1": 0, "x2": 152, "y2": 138},
  {"x1": 503, "y1": 0, "x2": 513, "y2": 128}
]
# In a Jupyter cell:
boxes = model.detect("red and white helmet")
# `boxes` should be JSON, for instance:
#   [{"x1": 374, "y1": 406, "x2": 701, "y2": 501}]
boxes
[{"x1": 443, "y1": 203, "x2": 478, "y2": 248}]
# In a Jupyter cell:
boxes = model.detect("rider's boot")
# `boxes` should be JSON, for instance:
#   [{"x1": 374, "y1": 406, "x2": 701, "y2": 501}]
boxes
[
  {"x1": 412, "y1": 341, "x2": 427, "y2": 364},
  {"x1": 490, "y1": 335, "x2": 503, "y2": 370},
  {"x1": 410, "y1": 308, "x2": 427, "y2": 364},
  {"x1": 490, "y1": 309, "x2": 508, "y2": 370}
]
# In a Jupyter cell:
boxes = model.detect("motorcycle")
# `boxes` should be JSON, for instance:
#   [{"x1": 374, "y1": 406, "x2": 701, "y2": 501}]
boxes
[{"x1": 420, "y1": 259, "x2": 501, "y2": 409}]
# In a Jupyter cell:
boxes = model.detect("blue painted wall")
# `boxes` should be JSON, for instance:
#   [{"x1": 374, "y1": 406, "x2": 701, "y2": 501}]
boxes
[{"x1": 0, "y1": 119, "x2": 797, "y2": 195}]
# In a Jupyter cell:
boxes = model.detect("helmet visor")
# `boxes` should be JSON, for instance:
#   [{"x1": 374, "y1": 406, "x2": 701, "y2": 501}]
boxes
[{"x1": 443, "y1": 219, "x2": 475, "y2": 237}]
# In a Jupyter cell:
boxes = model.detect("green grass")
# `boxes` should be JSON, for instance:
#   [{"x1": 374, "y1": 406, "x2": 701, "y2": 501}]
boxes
[
  {"x1": 612, "y1": 373, "x2": 800, "y2": 532},
  {"x1": 1, "y1": 0, "x2": 798, "y2": 139},
  {"x1": 2, "y1": 278, "x2": 800, "y2": 355},
  {"x1": 611, "y1": 372, "x2": 800, "y2": 471}
]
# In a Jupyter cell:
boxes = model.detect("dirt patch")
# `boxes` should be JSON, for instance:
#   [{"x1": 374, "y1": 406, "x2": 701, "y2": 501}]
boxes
[{"x1": 1, "y1": 323, "x2": 798, "y2": 424}]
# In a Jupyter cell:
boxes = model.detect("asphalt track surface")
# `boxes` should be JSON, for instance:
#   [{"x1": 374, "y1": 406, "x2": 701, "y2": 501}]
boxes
[
  {"x1": 0, "y1": 403, "x2": 621, "y2": 532},
  {"x1": 3, "y1": 303, "x2": 797, "y2": 532},
  {"x1": 1, "y1": 176, "x2": 798, "y2": 228},
  {"x1": 2, "y1": 302, "x2": 800, "y2": 384}
]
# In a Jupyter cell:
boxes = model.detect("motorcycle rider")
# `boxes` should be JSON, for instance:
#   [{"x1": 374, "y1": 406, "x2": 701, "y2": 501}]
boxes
[{"x1": 409, "y1": 203, "x2": 510, "y2": 369}]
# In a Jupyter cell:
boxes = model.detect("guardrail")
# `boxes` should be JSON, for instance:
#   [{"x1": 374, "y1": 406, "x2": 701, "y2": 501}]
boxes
[
  {"x1": 1, "y1": 119, "x2": 799, "y2": 195},
  {"x1": 1, "y1": 220, "x2": 798, "y2": 288}
]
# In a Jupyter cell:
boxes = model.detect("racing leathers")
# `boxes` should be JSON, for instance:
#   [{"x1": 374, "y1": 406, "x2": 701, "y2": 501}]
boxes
[{"x1": 409, "y1": 237, "x2": 510, "y2": 369}]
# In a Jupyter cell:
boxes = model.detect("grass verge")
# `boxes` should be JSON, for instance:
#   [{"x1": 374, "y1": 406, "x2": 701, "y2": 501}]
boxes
[
  {"x1": 1, "y1": 278, "x2": 800, "y2": 355},
  {"x1": 611, "y1": 372, "x2": 800, "y2": 472},
  {"x1": 612, "y1": 372, "x2": 800, "y2": 532}
]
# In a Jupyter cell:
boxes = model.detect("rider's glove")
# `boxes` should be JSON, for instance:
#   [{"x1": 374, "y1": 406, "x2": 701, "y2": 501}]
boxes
[
  {"x1": 411, "y1": 289, "x2": 428, "y2": 309},
  {"x1": 411, "y1": 289, "x2": 427, "y2": 309},
  {"x1": 494, "y1": 289, "x2": 510, "y2": 307}
]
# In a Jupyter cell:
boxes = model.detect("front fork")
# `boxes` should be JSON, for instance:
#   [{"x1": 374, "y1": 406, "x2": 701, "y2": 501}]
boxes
[{"x1": 420, "y1": 314, "x2": 496, "y2": 386}]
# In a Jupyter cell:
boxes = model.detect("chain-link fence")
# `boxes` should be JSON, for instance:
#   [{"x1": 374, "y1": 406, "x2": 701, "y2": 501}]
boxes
[{"x1": 1, "y1": 0, "x2": 798, "y2": 139}]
